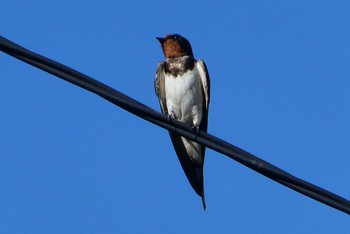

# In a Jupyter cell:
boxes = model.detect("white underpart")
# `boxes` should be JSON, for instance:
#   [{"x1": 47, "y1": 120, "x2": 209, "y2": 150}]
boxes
[{"x1": 165, "y1": 68, "x2": 204, "y2": 164}]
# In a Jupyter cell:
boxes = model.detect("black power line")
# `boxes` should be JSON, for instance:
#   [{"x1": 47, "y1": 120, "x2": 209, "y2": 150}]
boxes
[{"x1": 1, "y1": 36, "x2": 349, "y2": 215}]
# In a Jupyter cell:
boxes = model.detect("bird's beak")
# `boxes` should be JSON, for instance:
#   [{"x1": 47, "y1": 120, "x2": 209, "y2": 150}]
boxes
[{"x1": 156, "y1": 37, "x2": 165, "y2": 44}]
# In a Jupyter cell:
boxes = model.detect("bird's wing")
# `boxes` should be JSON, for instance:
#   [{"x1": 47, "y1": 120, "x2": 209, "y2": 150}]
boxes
[
  {"x1": 196, "y1": 59, "x2": 210, "y2": 132},
  {"x1": 154, "y1": 62, "x2": 167, "y2": 115}
]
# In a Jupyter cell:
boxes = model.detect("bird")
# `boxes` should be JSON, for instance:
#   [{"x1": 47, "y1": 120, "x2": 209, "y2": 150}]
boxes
[{"x1": 154, "y1": 34, "x2": 210, "y2": 209}]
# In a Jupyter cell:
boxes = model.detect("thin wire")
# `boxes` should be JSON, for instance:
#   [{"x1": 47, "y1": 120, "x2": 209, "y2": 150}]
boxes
[{"x1": 1, "y1": 36, "x2": 349, "y2": 215}]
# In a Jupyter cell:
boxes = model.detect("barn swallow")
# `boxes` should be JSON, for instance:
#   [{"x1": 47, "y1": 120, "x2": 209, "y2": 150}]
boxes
[{"x1": 155, "y1": 34, "x2": 210, "y2": 209}]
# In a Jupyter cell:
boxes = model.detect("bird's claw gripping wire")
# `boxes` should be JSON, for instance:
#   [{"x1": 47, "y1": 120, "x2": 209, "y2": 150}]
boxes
[
  {"x1": 190, "y1": 125, "x2": 200, "y2": 135},
  {"x1": 166, "y1": 113, "x2": 175, "y2": 123}
]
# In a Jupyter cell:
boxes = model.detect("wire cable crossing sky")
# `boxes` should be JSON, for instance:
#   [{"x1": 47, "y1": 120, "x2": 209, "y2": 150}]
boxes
[{"x1": 1, "y1": 35, "x2": 349, "y2": 215}]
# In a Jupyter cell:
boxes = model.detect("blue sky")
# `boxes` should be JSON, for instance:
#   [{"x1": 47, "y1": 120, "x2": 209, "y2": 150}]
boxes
[{"x1": 1, "y1": 1, "x2": 350, "y2": 233}]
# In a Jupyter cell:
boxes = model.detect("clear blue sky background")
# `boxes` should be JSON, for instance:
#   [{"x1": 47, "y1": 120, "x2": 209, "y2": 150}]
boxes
[{"x1": 1, "y1": 1, "x2": 350, "y2": 233}]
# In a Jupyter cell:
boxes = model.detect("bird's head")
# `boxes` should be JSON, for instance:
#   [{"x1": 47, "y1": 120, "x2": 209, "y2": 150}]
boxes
[{"x1": 156, "y1": 34, "x2": 194, "y2": 59}]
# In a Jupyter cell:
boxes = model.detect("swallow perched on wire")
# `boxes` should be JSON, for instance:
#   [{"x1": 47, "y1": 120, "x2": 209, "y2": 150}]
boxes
[{"x1": 155, "y1": 34, "x2": 210, "y2": 209}]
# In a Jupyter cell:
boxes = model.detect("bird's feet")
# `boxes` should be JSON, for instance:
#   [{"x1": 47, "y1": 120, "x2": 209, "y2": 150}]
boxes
[
  {"x1": 190, "y1": 125, "x2": 200, "y2": 135},
  {"x1": 166, "y1": 112, "x2": 175, "y2": 122}
]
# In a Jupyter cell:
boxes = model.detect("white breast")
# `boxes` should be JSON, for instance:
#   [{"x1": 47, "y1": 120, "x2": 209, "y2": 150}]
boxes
[{"x1": 165, "y1": 68, "x2": 204, "y2": 126}]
